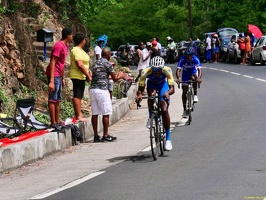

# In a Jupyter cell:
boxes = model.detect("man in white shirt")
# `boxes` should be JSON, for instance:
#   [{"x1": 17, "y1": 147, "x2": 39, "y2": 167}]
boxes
[
  {"x1": 135, "y1": 42, "x2": 152, "y2": 82},
  {"x1": 205, "y1": 34, "x2": 212, "y2": 63},
  {"x1": 94, "y1": 40, "x2": 104, "y2": 62}
]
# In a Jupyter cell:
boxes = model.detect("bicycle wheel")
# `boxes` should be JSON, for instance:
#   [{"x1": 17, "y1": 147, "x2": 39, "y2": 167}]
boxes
[
  {"x1": 117, "y1": 81, "x2": 124, "y2": 99},
  {"x1": 150, "y1": 114, "x2": 159, "y2": 160},
  {"x1": 158, "y1": 116, "x2": 166, "y2": 155},
  {"x1": 121, "y1": 81, "x2": 129, "y2": 98},
  {"x1": 187, "y1": 90, "x2": 192, "y2": 125}
]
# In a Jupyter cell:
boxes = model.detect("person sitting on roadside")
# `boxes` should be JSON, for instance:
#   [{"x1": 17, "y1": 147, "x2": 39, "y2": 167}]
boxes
[
  {"x1": 90, "y1": 48, "x2": 127, "y2": 142},
  {"x1": 176, "y1": 47, "x2": 202, "y2": 118},
  {"x1": 136, "y1": 56, "x2": 175, "y2": 151}
]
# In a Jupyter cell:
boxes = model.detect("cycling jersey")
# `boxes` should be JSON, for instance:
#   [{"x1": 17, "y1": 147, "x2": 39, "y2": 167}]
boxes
[
  {"x1": 139, "y1": 66, "x2": 175, "y2": 87},
  {"x1": 177, "y1": 55, "x2": 201, "y2": 81}
]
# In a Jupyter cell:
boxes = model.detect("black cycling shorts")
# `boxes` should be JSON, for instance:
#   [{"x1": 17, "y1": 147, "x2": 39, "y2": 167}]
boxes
[{"x1": 71, "y1": 79, "x2": 86, "y2": 98}]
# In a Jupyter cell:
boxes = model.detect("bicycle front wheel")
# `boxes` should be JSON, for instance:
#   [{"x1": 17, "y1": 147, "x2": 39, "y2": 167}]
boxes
[
  {"x1": 150, "y1": 114, "x2": 159, "y2": 160},
  {"x1": 158, "y1": 116, "x2": 166, "y2": 155}
]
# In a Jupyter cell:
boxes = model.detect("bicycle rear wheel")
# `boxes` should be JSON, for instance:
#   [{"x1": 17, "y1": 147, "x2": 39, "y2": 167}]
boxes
[
  {"x1": 150, "y1": 114, "x2": 159, "y2": 160},
  {"x1": 187, "y1": 91, "x2": 192, "y2": 125}
]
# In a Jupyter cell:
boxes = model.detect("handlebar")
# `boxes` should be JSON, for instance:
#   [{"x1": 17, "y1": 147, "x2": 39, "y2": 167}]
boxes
[{"x1": 176, "y1": 80, "x2": 201, "y2": 89}]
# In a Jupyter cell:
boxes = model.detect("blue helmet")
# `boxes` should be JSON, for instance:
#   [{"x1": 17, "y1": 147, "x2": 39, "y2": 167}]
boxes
[{"x1": 185, "y1": 46, "x2": 195, "y2": 55}]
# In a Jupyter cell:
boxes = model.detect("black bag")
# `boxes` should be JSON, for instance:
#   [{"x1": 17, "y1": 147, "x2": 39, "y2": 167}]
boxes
[{"x1": 68, "y1": 124, "x2": 83, "y2": 142}]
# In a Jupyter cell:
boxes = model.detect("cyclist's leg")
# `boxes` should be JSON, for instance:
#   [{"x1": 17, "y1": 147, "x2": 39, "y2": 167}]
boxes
[
  {"x1": 147, "y1": 81, "x2": 157, "y2": 118},
  {"x1": 159, "y1": 82, "x2": 172, "y2": 150},
  {"x1": 181, "y1": 85, "x2": 188, "y2": 111},
  {"x1": 191, "y1": 74, "x2": 198, "y2": 95}
]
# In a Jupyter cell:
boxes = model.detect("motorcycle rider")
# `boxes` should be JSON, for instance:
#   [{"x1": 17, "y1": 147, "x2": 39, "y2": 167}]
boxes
[
  {"x1": 123, "y1": 43, "x2": 133, "y2": 65},
  {"x1": 166, "y1": 36, "x2": 177, "y2": 64}
]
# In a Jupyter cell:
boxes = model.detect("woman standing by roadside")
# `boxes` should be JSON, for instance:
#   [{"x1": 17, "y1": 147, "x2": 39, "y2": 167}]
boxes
[
  {"x1": 244, "y1": 32, "x2": 251, "y2": 65},
  {"x1": 70, "y1": 32, "x2": 92, "y2": 121},
  {"x1": 237, "y1": 34, "x2": 246, "y2": 65}
]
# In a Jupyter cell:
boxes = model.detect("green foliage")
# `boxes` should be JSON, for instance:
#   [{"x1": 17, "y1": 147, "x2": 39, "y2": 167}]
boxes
[{"x1": 59, "y1": 99, "x2": 75, "y2": 121}]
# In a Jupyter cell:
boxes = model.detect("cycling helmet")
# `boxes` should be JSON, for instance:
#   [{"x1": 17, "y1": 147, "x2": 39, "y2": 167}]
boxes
[
  {"x1": 150, "y1": 56, "x2": 165, "y2": 69},
  {"x1": 166, "y1": 36, "x2": 172, "y2": 40},
  {"x1": 185, "y1": 47, "x2": 195, "y2": 55}
]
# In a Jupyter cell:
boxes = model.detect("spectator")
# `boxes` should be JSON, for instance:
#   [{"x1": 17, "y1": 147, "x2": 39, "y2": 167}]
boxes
[
  {"x1": 244, "y1": 32, "x2": 251, "y2": 65},
  {"x1": 70, "y1": 32, "x2": 92, "y2": 121},
  {"x1": 151, "y1": 40, "x2": 159, "y2": 59},
  {"x1": 46, "y1": 28, "x2": 73, "y2": 127},
  {"x1": 237, "y1": 34, "x2": 246, "y2": 65},
  {"x1": 205, "y1": 34, "x2": 212, "y2": 63},
  {"x1": 135, "y1": 42, "x2": 144, "y2": 82},
  {"x1": 153, "y1": 37, "x2": 162, "y2": 56},
  {"x1": 94, "y1": 39, "x2": 104, "y2": 61},
  {"x1": 90, "y1": 48, "x2": 127, "y2": 142},
  {"x1": 135, "y1": 42, "x2": 152, "y2": 83},
  {"x1": 211, "y1": 33, "x2": 220, "y2": 63},
  {"x1": 248, "y1": 31, "x2": 255, "y2": 50}
]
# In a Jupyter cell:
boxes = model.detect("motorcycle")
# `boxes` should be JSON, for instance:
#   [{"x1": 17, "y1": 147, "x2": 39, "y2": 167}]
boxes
[{"x1": 166, "y1": 45, "x2": 178, "y2": 64}]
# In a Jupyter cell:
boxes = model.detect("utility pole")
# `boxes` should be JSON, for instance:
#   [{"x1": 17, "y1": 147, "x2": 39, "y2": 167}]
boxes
[{"x1": 188, "y1": 0, "x2": 193, "y2": 39}]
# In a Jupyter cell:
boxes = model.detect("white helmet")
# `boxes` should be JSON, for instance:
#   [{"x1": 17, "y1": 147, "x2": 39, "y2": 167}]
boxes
[
  {"x1": 150, "y1": 56, "x2": 165, "y2": 69},
  {"x1": 167, "y1": 36, "x2": 172, "y2": 40}
]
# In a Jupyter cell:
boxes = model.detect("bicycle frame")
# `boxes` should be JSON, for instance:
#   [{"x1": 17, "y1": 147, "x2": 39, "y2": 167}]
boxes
[
  {"x1": 178, "y1": 80, "x2": 197, "y2": 125},
  {"x1": 148, "y1": 94, "x2": 166, "y2": 160}
]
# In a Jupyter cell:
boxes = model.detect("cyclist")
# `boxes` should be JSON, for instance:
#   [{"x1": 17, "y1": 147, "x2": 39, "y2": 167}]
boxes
[
  {"x1": 136, "y1": 56, "x2": 175, "y2": 151},
  {"x1": 176, "y1": 46, "x2": 202, "y2": 118}
]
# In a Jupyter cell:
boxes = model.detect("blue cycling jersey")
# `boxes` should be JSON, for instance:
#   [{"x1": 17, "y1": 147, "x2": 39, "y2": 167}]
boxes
[{"x1": 177, "y1": 55, "x2": 201, "y2": 81}]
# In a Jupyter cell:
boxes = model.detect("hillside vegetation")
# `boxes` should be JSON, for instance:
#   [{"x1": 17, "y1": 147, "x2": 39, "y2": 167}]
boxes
[{"x1": 0, "y1": 0, "x2": 265, "y2": 118}]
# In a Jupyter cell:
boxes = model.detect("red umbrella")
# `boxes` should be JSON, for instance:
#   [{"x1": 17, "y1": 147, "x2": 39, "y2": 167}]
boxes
[{"x1": 248, "y1": 24, "x2": 263, "y2": 38}]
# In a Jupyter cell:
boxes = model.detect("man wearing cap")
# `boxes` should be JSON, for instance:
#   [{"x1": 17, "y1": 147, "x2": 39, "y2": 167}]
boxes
[{"x1": 151, "y1": 40, "x2": 159, "y2": 59}]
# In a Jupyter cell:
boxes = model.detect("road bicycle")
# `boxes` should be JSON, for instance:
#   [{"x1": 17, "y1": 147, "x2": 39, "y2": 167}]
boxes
[
  {"x1": 178, "y1": 80, "x2": 200, "y2": 125},
  {"x1": 117, "y1": 75, "x2": 133, "y2": 99},
  {"x1": 148, "y1": 94, "x2": 166, "y2": 160}
]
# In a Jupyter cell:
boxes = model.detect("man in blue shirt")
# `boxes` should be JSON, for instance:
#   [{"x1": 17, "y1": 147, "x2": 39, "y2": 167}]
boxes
[{"x1": 176, "y1": 47, "x2": 202, "y2": 118}]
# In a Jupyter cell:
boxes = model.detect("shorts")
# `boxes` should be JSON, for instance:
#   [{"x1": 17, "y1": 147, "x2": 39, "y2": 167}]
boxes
[
  {"x1": 47, "y1": 76, "x2": 62, "y2": 103},
  {"x1": 108, "y1": 79, "x2": 114, "y2": 92},
  {"x1": 71, "y1": 79, "x2": 86, "y2": 99},
  {"x1": 212, "y1": 47, "x2": 220, "y2": 54},
  {"x1": 182, "y1": 74, "x2": 198, "y2": 86},
  {"x1": 147, "y1": 81, "x2": 170, "y2": 102},
  {"x1": 90, "y1": 89, "x2": 112, "y2": 115}
]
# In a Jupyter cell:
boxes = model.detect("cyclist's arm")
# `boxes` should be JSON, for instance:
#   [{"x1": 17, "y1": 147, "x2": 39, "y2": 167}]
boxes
[{"x1": 176, "y1": 68, "x2": 182, "y2": 82}]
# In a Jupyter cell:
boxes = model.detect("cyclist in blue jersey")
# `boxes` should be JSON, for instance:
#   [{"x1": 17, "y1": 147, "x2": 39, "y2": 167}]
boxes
[
  {"x1": 136, "y1": 56, "x2": 175, "y2": 151},
  {"x1": 176, "y1": 47, "x2": 202, "y2": 118}
]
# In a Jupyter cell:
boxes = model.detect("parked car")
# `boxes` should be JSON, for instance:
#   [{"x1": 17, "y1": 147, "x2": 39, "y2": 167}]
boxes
[
  {"x1": 219, "y1": 37, "x2": 231, "y2": 61},
  {"x1": 116, "y1": 44, "x2": 138, "y2": 66},
  {"x1": 217, "y1": 27, "x2": 238, "y2": 38},
  {"x1": 227, "y1": 34, "x2": 242, "y2": 63},
  {"x1": 250, "y1": 36, "x2": 266, "y2": 65}
]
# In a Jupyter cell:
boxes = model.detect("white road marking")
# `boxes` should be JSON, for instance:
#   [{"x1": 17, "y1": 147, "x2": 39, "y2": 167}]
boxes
[
  {"x1": 140, "y1": 146, "x2": 151, "y2": 152},
  {"x1": 209, "y1": 67, "x2": 219, "y2": 70},
  {"x1": 219, "y1": 69, "x2": 230, "y2": 73},
  {"x1": 256, "y1": 78, "x2": 266, "y2": 82},
  {"x1": 242, "y1": 75, "x2": 254, "y2": 79},
  {"x1": 230, "y1": 72, "x2": 241, "y2": 75},
  {"x1": 29, "y1": 171, "x2": 105, "y2": 199}
]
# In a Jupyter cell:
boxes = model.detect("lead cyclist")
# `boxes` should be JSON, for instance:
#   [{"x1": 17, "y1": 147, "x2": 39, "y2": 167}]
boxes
[
  {"x1": 176, "y1": 46, "x2": 202, "y2": 118},
  {"x1": 136, "y1": 56, "x2": 175, "y2": 151}
]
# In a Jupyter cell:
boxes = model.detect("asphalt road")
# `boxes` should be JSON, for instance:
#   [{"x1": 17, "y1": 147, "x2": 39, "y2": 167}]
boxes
[{"x1": 41, "y1": 62, "x2": 266, "y2": 200}]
